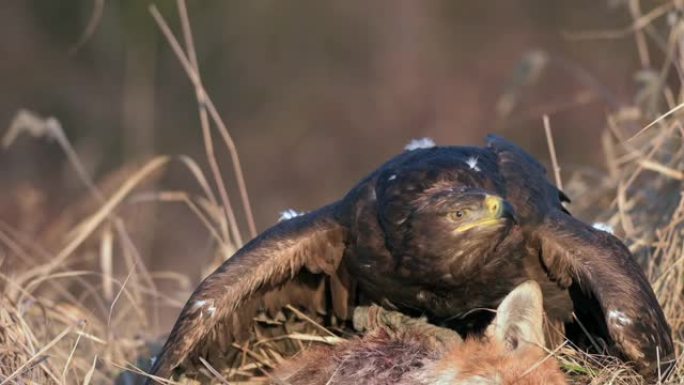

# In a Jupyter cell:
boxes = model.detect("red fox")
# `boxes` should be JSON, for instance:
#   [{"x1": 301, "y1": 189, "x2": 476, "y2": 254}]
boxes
[{"x1": 272, "y1": 281, "x2": 567, "y2": 385}]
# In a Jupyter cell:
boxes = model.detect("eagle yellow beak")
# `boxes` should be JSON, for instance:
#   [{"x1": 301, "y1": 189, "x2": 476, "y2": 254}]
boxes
[
  {"x1": 484, "y1": 195, "x2": 504, "y2": 217},
  {"x1": 454, "y1": 195, "x2": 512, "y2": 233}
]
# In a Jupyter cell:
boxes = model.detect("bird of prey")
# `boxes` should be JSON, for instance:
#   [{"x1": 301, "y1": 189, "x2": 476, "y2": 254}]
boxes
[{"x1": 147, "y1": 135, "x2": 673, "y2": 383}]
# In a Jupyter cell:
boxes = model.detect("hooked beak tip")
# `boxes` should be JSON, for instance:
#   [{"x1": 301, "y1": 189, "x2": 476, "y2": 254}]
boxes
[{"x1": 502, "y1": 202, "x2": 516, "y2": 223}]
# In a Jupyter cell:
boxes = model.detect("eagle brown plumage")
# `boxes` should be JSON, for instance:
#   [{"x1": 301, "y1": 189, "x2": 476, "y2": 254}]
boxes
[{"x1": 146, "y1": 135, "x2": 673, "y2": 383}]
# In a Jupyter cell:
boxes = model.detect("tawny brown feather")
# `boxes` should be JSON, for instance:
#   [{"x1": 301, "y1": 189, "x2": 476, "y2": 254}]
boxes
[{"x1": 148, "y1": 203, "x2": 349, "y2": 378}]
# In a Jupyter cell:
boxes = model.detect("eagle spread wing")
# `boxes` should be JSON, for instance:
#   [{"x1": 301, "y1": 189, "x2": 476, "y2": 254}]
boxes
[
  {"x1": 147, "y1": 203, "x2": 349, "y2": 380},
  {"x1": 538, "y1": 213, "x2": 674, "y2": 375},
  {"x1": 486, "y1": 135, "x2": 674, "y2": 376}
]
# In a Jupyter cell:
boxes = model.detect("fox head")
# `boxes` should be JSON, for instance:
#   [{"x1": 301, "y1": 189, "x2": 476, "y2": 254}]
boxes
[{"x1": 419, "y1": 281, "x2": 567, "y2": 385}]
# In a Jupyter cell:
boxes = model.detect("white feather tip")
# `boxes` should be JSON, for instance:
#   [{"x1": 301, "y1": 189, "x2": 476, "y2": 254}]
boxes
[{"x1": 404, "y1": 137, "x2": 436, "y2": 151}]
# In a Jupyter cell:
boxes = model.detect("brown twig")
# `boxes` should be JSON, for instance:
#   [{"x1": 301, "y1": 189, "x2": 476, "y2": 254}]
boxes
[
  {"x1": 543, "y1": 115, "x2": 563, "y2": 191},
  {"x1": 69, "y1": 0, "x2": 105, "y2": 55},
  {"x1": 151, "y1": 4, "x2": 257, "y2": 242},
  {"x1": 176, "y1": 0, "x2": 236, "y2": 246}
]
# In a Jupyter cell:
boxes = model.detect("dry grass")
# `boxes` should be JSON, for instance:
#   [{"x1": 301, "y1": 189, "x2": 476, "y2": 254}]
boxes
[{"x1": 1, "y1": 1, "x2": 684, "y2": 384}]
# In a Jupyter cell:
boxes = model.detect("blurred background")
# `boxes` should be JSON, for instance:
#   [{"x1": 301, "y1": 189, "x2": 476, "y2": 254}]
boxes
[{"x1": 0, "y1": 1, "x2": 660, "y2": 323}]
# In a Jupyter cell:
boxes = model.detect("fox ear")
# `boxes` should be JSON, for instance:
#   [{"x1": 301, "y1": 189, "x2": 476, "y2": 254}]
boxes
[{"x1": 487, "y1": 281, "x2": 545, "y2": 352}]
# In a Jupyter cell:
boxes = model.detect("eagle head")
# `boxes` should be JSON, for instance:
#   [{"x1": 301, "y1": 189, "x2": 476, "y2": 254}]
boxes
[
  {"x1": 449, "y1": 193, "x2": 515, "y2": 233},
  {"x1": 406, "y1": 187, "x2": 516, "y2": 260}
]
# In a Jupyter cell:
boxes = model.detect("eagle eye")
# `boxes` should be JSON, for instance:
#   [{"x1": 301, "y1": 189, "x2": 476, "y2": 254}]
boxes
[{"x1": 448, "y1": 210, "x2": 467, "y2": 221}]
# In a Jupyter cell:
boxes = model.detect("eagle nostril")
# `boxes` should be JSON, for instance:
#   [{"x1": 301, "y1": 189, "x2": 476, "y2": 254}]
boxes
[
  {"x1": 490, "y1": 202, "x2": 499, "y2": 213},
  {"x1": 484, "y1": 195, "x2": 502, "y2": 215}
]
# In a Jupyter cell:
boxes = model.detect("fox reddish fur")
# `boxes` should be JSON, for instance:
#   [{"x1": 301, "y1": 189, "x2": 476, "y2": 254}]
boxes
[{"x1": 272, "y1": 281, "x2": 567, "y2": 385}]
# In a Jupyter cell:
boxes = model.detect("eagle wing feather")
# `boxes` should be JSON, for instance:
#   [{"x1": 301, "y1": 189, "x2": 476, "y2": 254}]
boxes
[
  {"x1": 147, "y1": 203, "x2": 349, "y2": 381},
  {"x1": 487, "y1": 134, "x2": 674, "y2": 378}
]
